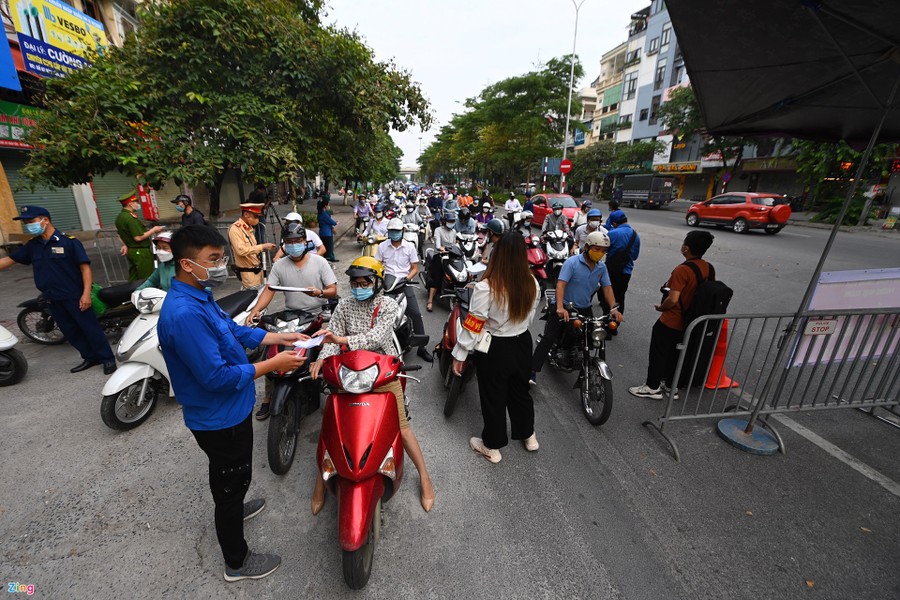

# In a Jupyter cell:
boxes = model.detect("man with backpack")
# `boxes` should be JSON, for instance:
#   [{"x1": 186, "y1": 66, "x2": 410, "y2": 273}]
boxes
[
  {"x1": 600, "y1": 210, "x2": 639, "y2": 316},
  {"x1": 629, "y1": 230, "x2": 719, "y2": 400}
]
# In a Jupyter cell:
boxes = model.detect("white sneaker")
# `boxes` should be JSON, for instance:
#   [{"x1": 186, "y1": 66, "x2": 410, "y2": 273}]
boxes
[
  {"x1": 629, "y1": 384, "x2": 663, "y2": 400},
  {"x1": 523, "y1": 433, "x2": 539, "y2": 452},
  {"x1": 469, "y1": 437, "x2": 502, "y2": 463},
  {"x1": 661, "y1": 384, "x2": 680, "y2": 401}
]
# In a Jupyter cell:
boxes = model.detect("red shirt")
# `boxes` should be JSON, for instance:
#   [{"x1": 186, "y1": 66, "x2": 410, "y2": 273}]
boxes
[{"x1": 660, "y1": 258, "x2": 710, "y2": 331}]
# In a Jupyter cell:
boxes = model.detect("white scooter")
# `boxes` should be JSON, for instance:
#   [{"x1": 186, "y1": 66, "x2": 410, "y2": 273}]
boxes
[
  {"x1": 100, "y1": 286, "x2": 266, "y2": 430},
  {"x1": 0, "y1": 324, "x2": 27, "y2": 387}
]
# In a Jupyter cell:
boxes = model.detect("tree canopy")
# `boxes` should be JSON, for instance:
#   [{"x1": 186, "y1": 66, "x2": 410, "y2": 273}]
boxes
[
  {"x1": 418, "y1": 56, "x2": 583, "y2": 185},
  {"x1": 22, "y1": 0, "x2": 430, "y2": 207}
]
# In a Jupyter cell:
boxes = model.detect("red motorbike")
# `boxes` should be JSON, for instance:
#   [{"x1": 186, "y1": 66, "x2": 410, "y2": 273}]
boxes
[
  {"x1": 316, "y1": 350, "x2": 420, "y2": 589},
  {"x1": 524, "y1": 233, "x2": 550, "y2": 292},
  {"x1": 435, "y1": 286, "x2": 477, "y2": 417}
]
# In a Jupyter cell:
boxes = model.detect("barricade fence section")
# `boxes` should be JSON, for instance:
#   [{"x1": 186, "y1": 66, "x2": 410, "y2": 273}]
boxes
[{"x1": 644, "y1": 308, "x2": 900, "y2": 461}]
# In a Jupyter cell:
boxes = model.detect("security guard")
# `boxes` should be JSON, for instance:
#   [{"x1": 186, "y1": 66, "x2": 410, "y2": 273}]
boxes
[
  {"x1": 228, "y1": 203, "x2": 276, "y2": 289},
  {"x1": 115, "y1": 190, "x2": 163, "y2": 281},
  {"x1": 0, "y1": 206, "x2": 117, "y2": 374}
]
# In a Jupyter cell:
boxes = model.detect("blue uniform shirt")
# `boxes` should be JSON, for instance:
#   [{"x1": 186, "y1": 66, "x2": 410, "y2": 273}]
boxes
[
  {"x1": 318, "y1": 210, "x2": 337, "y2": 237},
  {"x1": 10, "y1": 230, "x2": 90, "y2": 301},
  {"x1": 606, "y1": 224, "x2": 641, "y2": 275},
  {"x1": 558, "y1": 252, "x2": 611, "y2": 309},
  {"x1": 158, "y1": 280, "x2": 267, "y2": 431}
]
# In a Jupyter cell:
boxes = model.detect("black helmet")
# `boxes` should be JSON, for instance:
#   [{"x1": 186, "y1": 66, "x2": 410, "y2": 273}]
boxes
[
  {"x1": 281, "y1": 221, "x2": 307, "y2": 241},
  {"x1": 374, "y1": 202, "x2": 385, "y2": 213},
  {"x1": 459, "y1": 207, "x2": 471, "y2": 220},
  {"x1": 552, "y1": 201, "x2": 563, "y2": 210},
  {"x1": 172, "y1": 194, "x2": 192, "y2": 206},
  {"x1": 486, "y1": 218, "x2": 507, "y2": 236}
]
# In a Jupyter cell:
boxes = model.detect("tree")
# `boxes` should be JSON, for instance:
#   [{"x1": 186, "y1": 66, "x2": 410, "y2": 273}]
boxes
[
  {"x1": 568, "y1": 139, "x2": 664, "y2": 193},
  {"x1": 657, "y1": 85, "x2": 753, "y2": 192},
  {"x1": 21, "y1": 0, "x2": 430, "y2": 213}
]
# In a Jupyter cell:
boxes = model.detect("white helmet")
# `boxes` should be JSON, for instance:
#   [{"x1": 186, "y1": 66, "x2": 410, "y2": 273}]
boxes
[
  {"x1": 585, "y1": 230, "x2": 611, "y2": 248},
  {"x1": 285, "y1": 211, "x2": 302, "y2": 223},
  {"x1": 387, "y1": 217, "x2": 404, "y2": 231}
]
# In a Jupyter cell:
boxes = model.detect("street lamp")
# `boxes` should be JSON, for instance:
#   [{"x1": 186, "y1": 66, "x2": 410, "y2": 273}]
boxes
[{"x1": 560, "y1": 0, "x2": 587, "y2": 194}]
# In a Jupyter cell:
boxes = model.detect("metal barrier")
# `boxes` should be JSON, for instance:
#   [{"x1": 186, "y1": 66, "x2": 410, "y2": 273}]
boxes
[
  {"x1": 92, "y1": 228, "x2": 131, "y2": 285},
  {"x1": 643, "y1": 308, "x2": 900, "y2": 461}
]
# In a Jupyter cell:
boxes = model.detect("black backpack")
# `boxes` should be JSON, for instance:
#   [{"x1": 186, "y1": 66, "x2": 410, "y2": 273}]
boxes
[
  {"x1": 681, "y1": 261, "x2": 732, "y2": 327},
  {"x1": 605, "y1": 229, "x2": 637, "y2": 274}
]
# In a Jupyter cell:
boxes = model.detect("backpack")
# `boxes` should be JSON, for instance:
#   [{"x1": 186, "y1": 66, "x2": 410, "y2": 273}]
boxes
[
  {"x1": 680, "y1": 261, "x2": 732, "y2": 327},
  {"x1": 605, "y1": 229, "x2": 637, "y2": 274}
]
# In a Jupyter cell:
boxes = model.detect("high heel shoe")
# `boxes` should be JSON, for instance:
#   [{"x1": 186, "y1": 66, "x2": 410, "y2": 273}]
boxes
[
  {"x1": 420, "y1": 483, "x2": 435, "y2": 513},
  {"x1": 311, "y1": 493, "x2": 325, "y2": 516}
]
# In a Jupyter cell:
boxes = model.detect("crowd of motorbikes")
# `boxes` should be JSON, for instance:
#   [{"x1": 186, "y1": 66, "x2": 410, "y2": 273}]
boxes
[{"x1": 1, "y1": 182, "x2": 619, "y2": 589}]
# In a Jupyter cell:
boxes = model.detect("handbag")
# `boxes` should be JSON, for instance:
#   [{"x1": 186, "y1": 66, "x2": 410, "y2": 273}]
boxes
[{"x1": 474, "y1": 329, "x2": 493, "y2": 353}]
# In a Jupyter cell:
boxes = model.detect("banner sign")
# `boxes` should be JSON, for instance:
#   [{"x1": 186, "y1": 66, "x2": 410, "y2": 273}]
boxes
[
  {"x1": 0, "y1": 41, "x2": 22, "y2": 91},
  {"x1": 0, "y1": 100, "x2": 41, "y2": 149},
  {"x1": 12, "y1": 0, "x2": 108, "y2": 78}
]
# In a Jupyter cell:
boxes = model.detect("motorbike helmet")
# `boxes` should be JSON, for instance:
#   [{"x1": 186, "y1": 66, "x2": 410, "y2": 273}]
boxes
[
  {"x1": 585, "y1": 230, "x2": 611, "y2": 248},
  {"x1": 518, "y1": 210, "x2": 533, "y2": 227},
  {"x1": 459, "y1": 207, "x2": 471, "y2": 221},
  {"x1": 486, "y1": 218, "x2": 507, "y2": 237},
  {"x1": 586, "y1": 208, "x2": 603, "y2": 219},
  {"x1": 281, "y1": 221, "x2": 308, "y2": 241},
  {"x1": 405, "y1": 201, "x2": 415, "y2": 211},
  {"x1": 387, "y1": 217, "x2": 404, "y2": 231},
  {"x1": 509, "y1": 191, "x2": 516, "y2": 199},
  {"x1": 346, "y1": 256, "x2": 385, "y2": 295},
  {"x1": 552, "y1": 201, "x2": 564, "y2": 210},
  {"x1": 284, "y1": 211, "x2": 303, "y2": 224},
  {"x1": 151, "y1": 230, "x2": 173, "y2": 244},
  {"x1": 374, "y1": 202, "x2": 385, "y2": 215}
]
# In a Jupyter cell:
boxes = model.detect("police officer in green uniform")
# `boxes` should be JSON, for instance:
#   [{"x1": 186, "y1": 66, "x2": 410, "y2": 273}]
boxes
[
  {"x1": 115, "y1": 190, "x2": 163, "y2": 281},
  {"x1": 0, "y1": 206, "x2": 117, "y2": 374}
]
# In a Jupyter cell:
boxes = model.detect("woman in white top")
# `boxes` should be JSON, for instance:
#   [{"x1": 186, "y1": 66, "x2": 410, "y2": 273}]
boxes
[{"x1": 452, "y1": 233, "x2": 541, "y2": 463}]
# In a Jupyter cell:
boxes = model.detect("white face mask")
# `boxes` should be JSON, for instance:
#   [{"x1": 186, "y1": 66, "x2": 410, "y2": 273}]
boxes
[{"x1": 156, "y1": 250, "x2": 173, "y2": 263}]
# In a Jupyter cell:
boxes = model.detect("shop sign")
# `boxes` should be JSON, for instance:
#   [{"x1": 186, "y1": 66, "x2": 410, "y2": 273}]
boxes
[
  {"x1": 655, "y1": 162, "x2": 700, "y2": 173},
  {"x1": 0, "y1": 100, "x2": 41, "y2": 149},
  {"x1": 12, "y1": 0, "x2": 108, "y2": 78},
  {"x1": 741, "y1": 157, "x2": 798, "y2": 172}
]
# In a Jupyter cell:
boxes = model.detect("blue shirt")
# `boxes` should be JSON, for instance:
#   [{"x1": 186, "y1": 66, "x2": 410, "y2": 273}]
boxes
[
  {"x1": 558, "y1": 253, "x2": 611, "y2": 309},
  {"x1": 318, "y1": 210, "x2": 337, "y2": 237},
  {"x1": 158, "y1": 280, "x2": 267, "y2": 431},
  {"x1": 454, "y1": 218, "x2": 476, "y2": 234},
  {"x1": 606, "y1": 224, "x2": 641, "y2": 275},
  {"x1": 10, "y1": 230, "x2": 90, "y2": 301}
]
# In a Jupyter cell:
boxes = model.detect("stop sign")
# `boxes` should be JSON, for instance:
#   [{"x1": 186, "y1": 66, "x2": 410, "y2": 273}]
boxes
[{"x1": 560, "y1": 159, "x2": 573, "y2": 175}]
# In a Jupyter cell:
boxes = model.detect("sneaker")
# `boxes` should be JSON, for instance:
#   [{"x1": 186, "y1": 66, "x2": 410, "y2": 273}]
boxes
[
  {"x1": 529, "y1": 372, "x2": 537, "y2": 386},
  {"x1": 628, "y1": 384, "x2": 663, "y2": 400},
  {"x1": 255, "y1": 403, "x2": 270, "y2": 421},
  {"x1": 223, "y1": 550, "x2": 281, "y2": 582},
  {"x1": 523, "y1": 433, "x2": 539, "y2": 452},
  {"x1": 469, "y1": 437, "x2": 502, "y2": 463},
  {"x1": 660, "y1": 384, "x2": 680, "y2": 401},
  {"x1": 243, "y1": 498, "x2": 266, "y2": 521}
]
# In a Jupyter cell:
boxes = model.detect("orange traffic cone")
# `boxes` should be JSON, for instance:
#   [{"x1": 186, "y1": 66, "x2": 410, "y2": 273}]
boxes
[{"x1": 705, "y1": 319, "x2": 739, "y2": 389}]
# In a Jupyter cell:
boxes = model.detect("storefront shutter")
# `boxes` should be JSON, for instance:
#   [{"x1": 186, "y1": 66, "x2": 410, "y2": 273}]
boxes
[
  {"x1": 90, "y1": 171, "x2": 137, "y2": 230},
  {"x1": 2, "y1": 150, "x2": 81, "y2": 231}
]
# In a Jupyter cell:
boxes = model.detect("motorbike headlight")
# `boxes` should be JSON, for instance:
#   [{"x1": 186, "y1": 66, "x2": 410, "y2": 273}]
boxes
[
  {"x1": 377, "y1": 448, "x2": 397, "y2": 480},
  {"x1": 591, "y1": 328, "x2": 607, "y2": 346},
  {"x1": 339, "y1": 363, "x2": 379, "y2": 393},
  {"x1": 456, "y1": 269, "x2": 469, "y2": 282}
]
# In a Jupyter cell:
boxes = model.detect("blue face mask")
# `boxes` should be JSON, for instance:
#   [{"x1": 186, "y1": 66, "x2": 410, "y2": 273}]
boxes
[
  {"x1": 176, "y1": 205, "x2": 185, "y2": 213},
  {"x1": 351, "y1": 287, "x2": 374, "y2": 301},
  {"x1": 388, "y1": 231, "x2": 403, "y2": 242},
  {"x1": 284, "y1": 242, "x2": 308, "y2": 258},
  {"x1": 25, "y1": 220, "x2": 46, "y2": 236}
]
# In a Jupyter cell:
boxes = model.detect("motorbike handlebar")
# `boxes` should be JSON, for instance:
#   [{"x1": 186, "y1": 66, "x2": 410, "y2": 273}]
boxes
[{"x1": 400, "y1": 364, "x2": 422, "y2": 372}]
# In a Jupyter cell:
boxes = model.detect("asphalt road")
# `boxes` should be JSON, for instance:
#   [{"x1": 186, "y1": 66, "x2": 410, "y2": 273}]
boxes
[{"x1": 1, "y1": 204, "x2": 898, "y2": 599}]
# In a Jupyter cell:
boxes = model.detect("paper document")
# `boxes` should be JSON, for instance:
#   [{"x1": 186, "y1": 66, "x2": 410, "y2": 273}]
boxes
[
  {"x1": 269, "y1": 286, "x2": 316, "y2": 293},
  {"x1": 293, "y1": 335, "x2": 325, "y2": 349}
]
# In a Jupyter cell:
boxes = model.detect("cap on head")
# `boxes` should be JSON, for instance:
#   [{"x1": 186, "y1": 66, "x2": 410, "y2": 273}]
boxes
[
  {"x1": 152, "y1": 230, "x2": 173, "y2": 243},
  {"x1": 14, "y1": 205, "x2": 51, "y2": 220},
  {"x1": 608, "y1": 209, "x2": 627, "y2": 225},
  {"x1": 240, "y1": 202, "x2": 264, "y2": 215},
  {"x1": 118, "y1": 190, "x2": 139, "y2": 205},
  {"x1": 284, "y1": 211, "x2": 302, "y2": 222}
]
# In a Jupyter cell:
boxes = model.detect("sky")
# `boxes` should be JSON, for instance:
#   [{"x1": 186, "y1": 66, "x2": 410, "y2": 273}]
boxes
[{"x1": 325, "y1": 0, "x2": 649, "y2": 170}]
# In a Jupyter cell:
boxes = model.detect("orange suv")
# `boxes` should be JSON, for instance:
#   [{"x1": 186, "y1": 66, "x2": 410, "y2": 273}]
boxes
[{"x1": 686, "y1": 192, "x2": 792, "y2": 235}]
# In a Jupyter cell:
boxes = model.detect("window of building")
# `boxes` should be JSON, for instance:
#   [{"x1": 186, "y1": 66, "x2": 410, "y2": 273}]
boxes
[
  {"x1": 639, "y1": 108, "x2": 649, "y2": 121},
  {"x1": 661, "y1": 25, "x2": 672, "y2": 49},
  {"x1": 82, "y1": 0, "x2": 101, "y2": 21},
  {"x1": 669, "y1": 64, "x2": 685, "y2": 88},
  {"x1": 648, "y1": 95, "x2": 662, "y2": 125},
  {"x1": 648, "y1": 38, "x2": 659, "y2": 55},
  {"x1": 624, "y1": 72, "x2": 638, "y2": 100},
  {"x1": 654, "y1": 58, "x2": 668, "y2": 91},
  {"x1": 114, "y1": 2, "x2": 139, "y2": 41},
  {"x1": 618, "y1": 114, "x2": 633, "y2": 128}
]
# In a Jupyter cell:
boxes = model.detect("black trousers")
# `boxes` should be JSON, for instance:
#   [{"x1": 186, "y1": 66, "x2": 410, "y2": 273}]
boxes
[
  {"x1": 191, "y1": 414, "x2": 253, "y2": 569},
  {"x1": 427, "y1": 253, "x2": 443, "y2": 291},
  {"x1": 47, "y1": 299, "x2": 114, "y2": 363},
  {"x1": 474, "y1": 331, "x2": 534, "y2": 449},
  {"x1": 645, "y1": 319, "x2": 683, "y2": 389},
  {"x1": 403, "y1": 286, "x2": 425, "y2": 335},
  {"x1": 322, "y1": 235, "x2": 336, "y2": 260},
  {"x1": 531, "y1": 306, "x2": 593, "y2": 373},
  {"x1": 598, "y1": 271, "x2": 632, "y2": 314}
]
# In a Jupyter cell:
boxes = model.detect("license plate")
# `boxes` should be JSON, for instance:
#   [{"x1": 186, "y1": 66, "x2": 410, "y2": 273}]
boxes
[{"x1": 766, "y1": 224, "x2": 779, "y2": 229}]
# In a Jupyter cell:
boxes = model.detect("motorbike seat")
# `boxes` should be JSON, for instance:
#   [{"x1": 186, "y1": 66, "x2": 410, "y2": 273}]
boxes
[
  {"x1": 216, "y1": 290, "x2": 258, "y2": 318},
  {"x1": 98, "y1": 280, "x2": 144, "y2": 305}
]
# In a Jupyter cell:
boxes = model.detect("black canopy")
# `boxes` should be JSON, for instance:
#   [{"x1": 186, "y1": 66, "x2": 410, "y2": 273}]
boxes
[{"x1": 667, "y1": 0, "x2": 900, "y2": 144}]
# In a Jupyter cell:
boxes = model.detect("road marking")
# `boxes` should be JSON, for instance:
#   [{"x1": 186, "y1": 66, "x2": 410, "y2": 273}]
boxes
[
  {"x1": 781, "y1": 231, "x2": 812, "y2": 238},
  {"x1": 772, "y1": 414, "x2": 900, "y2": 498}
]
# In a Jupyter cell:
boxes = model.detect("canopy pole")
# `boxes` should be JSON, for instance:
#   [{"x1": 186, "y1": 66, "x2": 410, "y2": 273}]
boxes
[{"x1": 742, "y1": 73, "x2": 900, "y2": 436}]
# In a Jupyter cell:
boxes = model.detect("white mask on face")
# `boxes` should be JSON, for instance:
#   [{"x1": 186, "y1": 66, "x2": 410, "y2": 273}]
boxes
[{"x1": 156, "y1": 250, "x2": 173, "y2": 262}]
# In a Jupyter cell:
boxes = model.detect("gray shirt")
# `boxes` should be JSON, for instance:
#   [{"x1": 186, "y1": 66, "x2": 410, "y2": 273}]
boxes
[
  {"x1": 433, "y1": 225, "x2": 457, "y2": 250},
  {"x1": 267, "y1": 254, "x2": 337, "y2": 314}
]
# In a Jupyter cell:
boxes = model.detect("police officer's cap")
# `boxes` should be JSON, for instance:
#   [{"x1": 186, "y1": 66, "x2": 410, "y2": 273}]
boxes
[{"x1": 14, "y1": 205, "x2": 50, "y2": 220}]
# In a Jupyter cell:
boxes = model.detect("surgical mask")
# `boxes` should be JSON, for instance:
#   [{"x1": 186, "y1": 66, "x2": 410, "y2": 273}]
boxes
[
  {"x1": 375, "y1": 212, "x2": 383, "y2": 219},
  {"x1": 388, "y1": 231, "x2": 403, "y2": 242},
  {"x1": 351, "y1": 286, "x2": 374, "y2": 301},
  {"x1": 25, "y1": 220, "x2": 46, "y2": 235},
  {"x1": 554, "y1": 209, "x2": 562, "y2": 216},
  {"x1": 284, "y1": 243, "x2": 308, "y2": 258},
  {"x1": 188, "y1": 260, "x2": 228, "y2": 288},
  {"x1": 588, "y1": 220, "x2": 601, "y2": 229},
  {"x1": 588, "y1": 248, "x2": 606, "y2": 263},
  {"x1": 445, "y1": 222, "x2": 455, "y2": 229},
  {"x1": 156, "y1": 250, "x2": 173, "y2": 263},
  {"x1": 175, "y1": 205, "x2": 185, "y2": 213}
]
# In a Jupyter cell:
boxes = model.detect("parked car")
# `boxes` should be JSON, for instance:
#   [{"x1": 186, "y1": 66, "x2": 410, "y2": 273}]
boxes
[
  {"x1": 686, "y1": 192, "x2": 792, "y2": 234},
  {"x1": 621, "y1": 174, "x2": 676, "y2": 209},
  {"x1": 530, "y1": 194, "x2": 579, "y2": 227},
  {"x1": 517, "y1": 182, "x2": 538, "y2": 194}
]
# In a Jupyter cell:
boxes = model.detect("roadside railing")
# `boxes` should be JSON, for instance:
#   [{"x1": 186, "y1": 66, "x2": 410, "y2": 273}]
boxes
[{"x1": 643, "y1": 308, "x2": 900, "y2": 461}]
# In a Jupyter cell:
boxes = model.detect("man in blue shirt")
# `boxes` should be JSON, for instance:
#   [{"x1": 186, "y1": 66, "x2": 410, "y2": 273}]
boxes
[
  {"x1": 158, "y1": 225, "x2": 307, "y2": 582},
  {"x1": 0, "y1": 205, "x2": 116, "y2": 374},
  {"x1": 602, "y1": 210, "x2": 640, "y2": 315},
  {"x1": 317, "y1": 196, "x2": 339, "y2": 262},
  {"x1": 530, "y1": 230, "x2": 623, "y2": 384}
]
